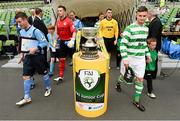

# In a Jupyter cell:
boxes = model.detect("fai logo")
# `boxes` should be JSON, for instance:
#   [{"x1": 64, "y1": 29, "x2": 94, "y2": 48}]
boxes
[{"x1": 79, "y1": 70, "x2": 100, "y2": 90}]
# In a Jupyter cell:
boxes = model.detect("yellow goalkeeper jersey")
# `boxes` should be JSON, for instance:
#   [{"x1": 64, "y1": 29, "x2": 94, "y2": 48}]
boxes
[{"x1": 99, "y1": 18, "x2": 119, "y2": 39}]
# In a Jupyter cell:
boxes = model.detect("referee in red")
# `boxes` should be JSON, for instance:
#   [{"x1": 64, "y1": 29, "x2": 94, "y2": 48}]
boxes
[{"x1": 54, "y1": 5, "x2": 76, "y2": 84}]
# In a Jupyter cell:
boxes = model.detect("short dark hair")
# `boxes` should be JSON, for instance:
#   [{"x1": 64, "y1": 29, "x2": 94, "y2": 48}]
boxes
[
  {"x1": 35, "y1": 8, "x2": 42, "y2": 15},
  {"x1": 106, "y1": 8, "x2": 112, "y2": 12},
  {"x1": 136, "y1": 6, "x2": 148, "y2": 13},
  {"x1": 98, "y1": 12, "x2": 104, "y2": 17},
  {"x1": 69, "y1": 10, "x2": 75, "y2": 14},
  {"x1": 47, "y1": 25, "x2": 55, "y2": 30},
  {"x1": 147, "y1": 38, "x2": 157, "y2": 44},
  {"x1": 15, "y1": 12, "x2": 28, "y2": 19},
  {"x1": 58, "y1": 5, "x2": 66, "y2": 11}
]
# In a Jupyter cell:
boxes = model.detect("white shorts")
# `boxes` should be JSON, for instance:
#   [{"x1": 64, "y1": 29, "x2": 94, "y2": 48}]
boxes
[{"x1": 120, "y1": 56, "x2": 146, "y2": 78}]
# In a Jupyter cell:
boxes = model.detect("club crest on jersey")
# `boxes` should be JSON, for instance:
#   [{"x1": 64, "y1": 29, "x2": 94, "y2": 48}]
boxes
[{"x1": 28, "y1": 34, "x2": 32, "y2": 37}]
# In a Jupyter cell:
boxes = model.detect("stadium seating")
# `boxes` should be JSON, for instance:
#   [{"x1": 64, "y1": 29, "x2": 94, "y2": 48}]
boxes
[
  {"x1": 0, "y1": 1, "x2": 52, "y2": 56},
  {"x1": 0, "y1": 1, "x2": 44, "y2": 9}
]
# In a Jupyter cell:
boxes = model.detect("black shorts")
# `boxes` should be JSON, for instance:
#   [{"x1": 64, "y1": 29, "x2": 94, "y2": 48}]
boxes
[
  {"x1": 50, "y1": 48, "x2": 60, "y2": 58},
  {"x1": 23, "y1": 54, "x2": 48, "y2": 76},
  {"x1": 144, "y1": 71, "x2": 153, "y2": 80},
  {"x1": 103, "y1": 37, "x2": 115, "y2": 52},
  {"x1": 58, "y1": 40, "x2": 73, "y2": 58}
]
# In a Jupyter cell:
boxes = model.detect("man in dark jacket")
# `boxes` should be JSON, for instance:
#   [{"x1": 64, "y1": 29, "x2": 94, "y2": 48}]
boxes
[
  {"x1": 33, "y1": 8, "x2": 49, "y2": 67},
  {"x1": 28, "y1": 8, "x2": 36, "y2": 25},
  {"x1": 147, "y1": 9, "x2": 162, "y2": 51},
  {"x1": 33, "y1": 8, "x2": 48, "y2": 40}
]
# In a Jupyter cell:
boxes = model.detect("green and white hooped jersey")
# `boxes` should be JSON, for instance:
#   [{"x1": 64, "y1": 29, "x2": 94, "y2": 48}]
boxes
[
  {"x1": 120, "y1": 22, "x2": 150, "y2": 60},
  {"x1": 94, "y1": 21, "x2": 100, "y2": 28}
]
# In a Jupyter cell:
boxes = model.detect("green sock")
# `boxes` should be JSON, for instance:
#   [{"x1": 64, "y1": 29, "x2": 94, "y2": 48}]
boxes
[
  {"x1": 118, "y1": 74, "x2": 124, "y2": 83},
  {"x1": 133, "y1": 81, "x2": 143, "y2": 102}
]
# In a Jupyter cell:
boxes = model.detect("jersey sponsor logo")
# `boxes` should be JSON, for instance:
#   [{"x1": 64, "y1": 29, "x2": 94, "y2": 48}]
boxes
[
  {"x1": 106, "y1": 26, "x2": 113, "y2": 31},
  {"x1": 106, "y1": 26, "x2": 113, "y2": 29}
]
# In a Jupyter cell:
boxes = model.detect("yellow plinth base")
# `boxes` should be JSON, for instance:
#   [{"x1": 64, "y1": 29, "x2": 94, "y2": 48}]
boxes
[{"x1": 73, "y1": 52, "x2": 109, "y2": 118}]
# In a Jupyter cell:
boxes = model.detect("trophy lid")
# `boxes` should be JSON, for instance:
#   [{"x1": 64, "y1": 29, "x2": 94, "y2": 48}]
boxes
[{"x1": 81, "y1": 27, "x2": 98, "y2": 39}]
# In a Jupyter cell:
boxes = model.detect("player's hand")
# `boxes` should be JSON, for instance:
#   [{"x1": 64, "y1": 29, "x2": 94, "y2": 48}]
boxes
[
  {"x1": 29, "y1": 47, "x2": 38, "y2": 55},
  {"x1": 67, "y1": 38, "x2": 75, "y2": 48},
  {"x1": 124, "y1": 64, "x2": 129, "y2": 70},
  {"x1": 120, "y1": 33, "x2": 123, "y2": 37},
  {"x1": 123, "y1": 60, "x2": 129, "y2": 70},
  {"x1": 18, "y1": 57, "x2": 24, "y2": 64},
  {"x1": 96, "y1": 37, "x2": 102, "y2": 40},
  {"x1": 18, "y1": 54, "x2": 24, "y2": 64},
  {"x1": 114, "y1": 39, "x2": 117, "y2": 45},
  {"x1": 146, "y1": 56, "x2": 152, "y2": 63}
]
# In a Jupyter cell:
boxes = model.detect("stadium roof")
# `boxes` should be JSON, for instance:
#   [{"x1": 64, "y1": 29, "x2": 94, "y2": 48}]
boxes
[{"x1": 53, "y1": 0, "x2": 134, "y2": 18}]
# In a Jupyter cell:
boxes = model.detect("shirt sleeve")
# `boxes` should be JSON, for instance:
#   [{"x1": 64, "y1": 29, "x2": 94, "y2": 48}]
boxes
[
  {"x1": 145, "y1": 42, "x2": 150, "y2": 57},
  {"x1": 56, "y1": 21, "x2": 60, "y2": 37},
  {"x1": 120, "y1": 27, "x2": 131, "y2": 61},
  {"x1": 34, "y1": 29, "x2": 48, "y2": 48},
  {"x1": 69, "y1": 19, "x2": 76, "y2": 33},
  {"x1": 47, "y1": 33, "x2": 54, "y2": 49},
  {"x1": 99, "y1": 21, "x2": 103, "y2": 38},
  {"x1": 114, "y1": 20, "x2": 119, "y2": 39},
  {"x1": 78, "y1": 20, "x2": 83, "y2": 29},
  {"x1": 94, "y1": 21, "x2": 98, "y2": 28}
]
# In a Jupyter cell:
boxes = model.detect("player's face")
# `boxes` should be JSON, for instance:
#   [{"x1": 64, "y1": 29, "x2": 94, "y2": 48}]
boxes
[
  {"x1": 148, "y1": 42, "x2": 157, "y2": 50},
  {"x1": 48, "y1": 29, "x2": 54, "y2": 34},
  {"x1": 40, "y1": 12, "x2": 43, "y2": 18},
  {"x1": 136, "y1": 11, "x2": 147, "y2": 25},
  {"x1": 106, "y1": 10, "x2": 112, "y2": 18},
  {"x1": 69, "y1": 12, "x2": 75, "y2": 20},
  {"x1": 99, "y1": 14, "x2": 104, "y2": 21},
  {"x1": 16, "y1": 18, "x2": 27, "y2": 29},
  {"x1": 57, "y1": 8, "x2": 65, "y2": 17}
]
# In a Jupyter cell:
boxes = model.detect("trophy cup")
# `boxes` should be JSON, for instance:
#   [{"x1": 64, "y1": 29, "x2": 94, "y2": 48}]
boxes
[{"x1": 81, "y1": 27, "x2": 99, "y2": 59}]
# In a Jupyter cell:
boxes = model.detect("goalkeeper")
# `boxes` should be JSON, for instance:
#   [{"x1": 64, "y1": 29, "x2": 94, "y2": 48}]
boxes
[{"x1": 54, "y1": 5, "x2": 76, "y2": 84}]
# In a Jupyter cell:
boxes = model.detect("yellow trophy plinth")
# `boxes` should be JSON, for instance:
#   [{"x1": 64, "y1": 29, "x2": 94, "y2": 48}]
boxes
[{"x1": 73, "y1": 27, "x2": 109, "y2": 118}]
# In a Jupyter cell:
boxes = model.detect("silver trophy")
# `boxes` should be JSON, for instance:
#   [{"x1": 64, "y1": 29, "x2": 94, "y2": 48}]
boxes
[{"x1": 81, "y1": 27, "x2": 99, "y2": 59}]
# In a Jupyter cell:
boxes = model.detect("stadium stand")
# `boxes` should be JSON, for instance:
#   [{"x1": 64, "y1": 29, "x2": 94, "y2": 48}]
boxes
[{"x1": 0, "y1": 1, "x2": 52, "y2": 56}]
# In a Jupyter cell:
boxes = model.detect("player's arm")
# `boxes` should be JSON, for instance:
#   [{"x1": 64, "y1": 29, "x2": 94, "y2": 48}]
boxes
[
  {"x1": 29, "y1": 29, "x2": 48, "y2": 54},
  {"x1": 78, "y1": 20, "x2": 83, "y2": 29},
  {"x1": 47, "y1": 34, "x2": 55, "y2": 49},
  {"x1": 67, "y1": 20, "x2": 76, "y2": 48},
  {"x1": 70, "y1": 20, "x2": 76, "y2": 40},
  {"x1": 18, "y1": 53, "x2": 24, "y2": 64},
  {"x1": 120, "y1": 27, "x2": 131, "y2": 69},
  {"x1": 98, "y1": 21, "x2": 103, "y2": 38},
  {"x1": 145, "y1": 42, "x2": 151, "y2": 63},
  {"x1": 114, "y1": 20, "x2": 119, "y2": 45}
]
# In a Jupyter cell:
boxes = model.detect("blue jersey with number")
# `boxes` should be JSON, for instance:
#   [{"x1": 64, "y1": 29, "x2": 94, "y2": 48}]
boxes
[{"x1": 20, "y1": 26, "x2": 47, "y2": 49}]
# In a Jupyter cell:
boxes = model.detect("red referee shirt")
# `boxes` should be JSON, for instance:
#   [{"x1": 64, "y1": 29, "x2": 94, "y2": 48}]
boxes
[{"x1": 57, "y1": 17, "x2": 76, "y2": 41}]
